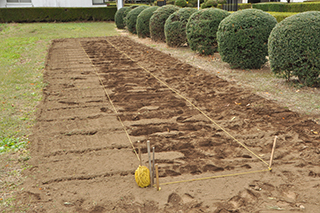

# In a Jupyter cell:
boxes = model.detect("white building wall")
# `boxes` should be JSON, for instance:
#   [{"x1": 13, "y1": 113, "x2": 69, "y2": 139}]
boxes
[
  {"x1": 0, "y1": 0, "x2": 5, "y2": 7},
  {"x1": 1, "y1": 0, "x2": 108, "y2": 7},
  {"x1": 32, "y1": 0, "x2": 93, "y2": 7}
]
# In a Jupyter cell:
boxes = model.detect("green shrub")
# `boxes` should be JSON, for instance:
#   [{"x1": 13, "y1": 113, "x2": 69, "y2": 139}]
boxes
[
  {"x1": 125, "y1": 4, "x2": 148, "y2": 7},
  {"x1": 175, "y1": 0, "x2": 188, "y2": 7},
  {"x1": 206, "y1": 0, "x2": 218, "y2": 7},
  {"x1": 186, "y1": 0, "x2": 195, "y2": 7},
  {"x1": 238, "y1": 3, "x2": 252, "y2": 9},
  {"x1": 126, "y1": 6, "x2": 149, "y2": 34},
  {"x1": 268, "y1": 11, "x2": 320, "y2": 86},
  {"x1": 164, "y1": 8, "x2": 197, "y2": 47},
  {"x1": 187, "y1": 2, "x2": 195, "y2": 7},
  {"x1": 217, "y1": 9, "x2": 277, "y2": 69},
  {"x1": 201, "y1": 0, "x2": 218, "y2": 8},
  {"x1": 122, "y1": 7, "x2": 133, "y2": 26},
  {"x1": 115, "y1": 7, "x2": 131, "y2": 29},
  {"x1": 188, "y1": 0, "x2": 205, "y2": 7},
  {"x1": 150, "y1": 5, "x2": 179, "y2": 42},
  {"x1": 154, "y1": 0, "x2": 175, "y2": 5},
  {"x1": 186, "y1": 8, "x2": 230, "y2": 55},
  {"x1": 267, "y1": 12, "x2": 298, "y2": 22},
  {"x1": 288, "y1": 2, "x2": 320, "y2": 12},
  {"x1": 218, "y1": 0, "x2": 227, "y2": 4},
  {"x1": 252, "y1": 2, "x2": 320, "y2": 12},
  {"x1": 217, "y1": 3, "x2": 250, "y2": 10},
  {"x1": 120, "y1": 5, "x2": 140, "y2": 26},
  {"x1": 0, "y1": 7, "x2": 117, "y2": 23},
  {"x1": 136, "y1": 6, "x2": 159, "y2": 38},
  {"x1": 252, "y1": 3, "x2": 286, "y2": 12}
]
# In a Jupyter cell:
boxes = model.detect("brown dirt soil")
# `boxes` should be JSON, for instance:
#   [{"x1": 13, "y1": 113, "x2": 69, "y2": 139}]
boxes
[{"x1": 13, "y1": 36, "x2": 320, "y2": 212}]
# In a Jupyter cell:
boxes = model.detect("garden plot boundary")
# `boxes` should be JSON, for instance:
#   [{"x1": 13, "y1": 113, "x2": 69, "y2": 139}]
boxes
[
  {"x1": 19, "y1": 36, "x2": 320, "y2": 212},
  {"x1": 80, "y1": 38, "x2": 273, "y2": 187}
]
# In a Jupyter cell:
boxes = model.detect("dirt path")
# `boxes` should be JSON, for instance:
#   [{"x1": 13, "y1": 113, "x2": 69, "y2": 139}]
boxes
[{"x1": 17, "y1": 36, "x2": 320, "y2": 212}]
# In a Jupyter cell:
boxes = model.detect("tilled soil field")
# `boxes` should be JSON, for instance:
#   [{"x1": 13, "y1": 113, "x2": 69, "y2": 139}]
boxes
[{"x1": 18, "y1": 36, "x2": 320, "y2": 212}]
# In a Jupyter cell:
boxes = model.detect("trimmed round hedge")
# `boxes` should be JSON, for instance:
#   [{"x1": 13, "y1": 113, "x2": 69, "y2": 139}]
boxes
[
  {"x1": 115, "y1": 7, "x2": 131, "y2": 29},
  {"x1": 136, "y1": 6, "x2": 159, "y2": 38},
  {"x1": 186, "y1": 8, "x2": 230, "y2": 55},
  {"x1": 165, "y1": 8, "x2": 197, "y2": 47},
  {"x1": 201, "y1": 0, "x2": 218, "y2": 9},
  {"x1": 188, "y1": 0, "x2": 205, "y2": 7},
  {"x1": 217, "y1": 9, "x2": 277, "y2": 69},
  {"x1": 126, "y1": 6, "x2": 149, "y2": 34},
  {"x1": 175, "y1": 0, "x2": 187, "y2": 7},
  {"x1": 268, "y1": 11, "x2": 320, "y2": 86},
  {"x1": 150, "y1": 5, "x2": 179, "y2": 42}
]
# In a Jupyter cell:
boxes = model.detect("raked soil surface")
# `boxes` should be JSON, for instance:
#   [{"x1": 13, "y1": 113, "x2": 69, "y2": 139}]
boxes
[{"x1": 16, "y1": 36, "x2": 320, "y2": 212}]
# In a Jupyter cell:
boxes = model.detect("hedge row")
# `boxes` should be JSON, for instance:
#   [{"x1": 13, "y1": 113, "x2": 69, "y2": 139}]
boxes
[
  {"x1": 154, "y1": 1, "x2": 250, "y2": 9},
  {"x1": 238, "y1": 3, "x2": 252, "y2": 10},
  {"x1": 253, "y1": 3, "x2": 287, "y2": 12},
  {"x1": 267, "y1": 12, "x2": 298, "y2": 22},
  {"x1": 0, "y1": 7, "x2": 117, "y2": 23},
  {"x1": 116, "y1": 6, "x2": 319, "y2": 86},
  {"x1": 252, "y1": 2, "x2": 320, "y2": 12},
  {"x1": 216, "y1": 3, "x2": 251, "y2": 9}
]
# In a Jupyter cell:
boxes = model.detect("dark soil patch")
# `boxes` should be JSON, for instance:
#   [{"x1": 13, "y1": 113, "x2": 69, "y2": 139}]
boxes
[{"x1": 14, "y1": 37, "x2": 320, "y2": 212}]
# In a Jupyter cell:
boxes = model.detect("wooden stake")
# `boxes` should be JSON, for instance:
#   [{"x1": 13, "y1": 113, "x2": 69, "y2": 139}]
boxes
[
  {"x1": 155, "y1": 164, "x2": 160, "y2": 191},
  {"x1": 147, "y1": 140, "x2": 152, "y2": 187},
  {"x1": 138, "y1": 141, "x2": 142, "y2": 166},
  {"x1": 152, "y1": 147, "x2": 155, "y2": 187},
  {"x1": 269, "y1": 136, "x2": 277, "y2": 171}
]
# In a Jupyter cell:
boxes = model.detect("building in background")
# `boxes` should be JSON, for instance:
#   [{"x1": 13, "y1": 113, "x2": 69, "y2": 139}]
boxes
[{"x1": 0, "y1": 0, "x2": 109, "y2": 7}]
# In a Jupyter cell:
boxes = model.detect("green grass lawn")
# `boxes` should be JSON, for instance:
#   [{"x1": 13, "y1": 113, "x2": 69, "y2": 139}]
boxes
[{"x1": 0, "y1": 22, "x2": 119, "y2": 153}]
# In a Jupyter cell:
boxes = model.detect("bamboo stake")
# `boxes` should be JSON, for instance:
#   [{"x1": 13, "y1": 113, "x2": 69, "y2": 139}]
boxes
[
  {"x1": 147, "y1": 140, "x2": 152, "y2": 187},
  {"x1": 152, "y1": 147, "x2": 155, "y2": 187},
  {"x1": 155, "y1": 164, "x2": 160, "y2": 191},
  {"x1": 269, "y1": 136, "x2": 277, "y2": 171},
  {"x1": 138, "y1": 141, "x2": 142, "y2": 166}
]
